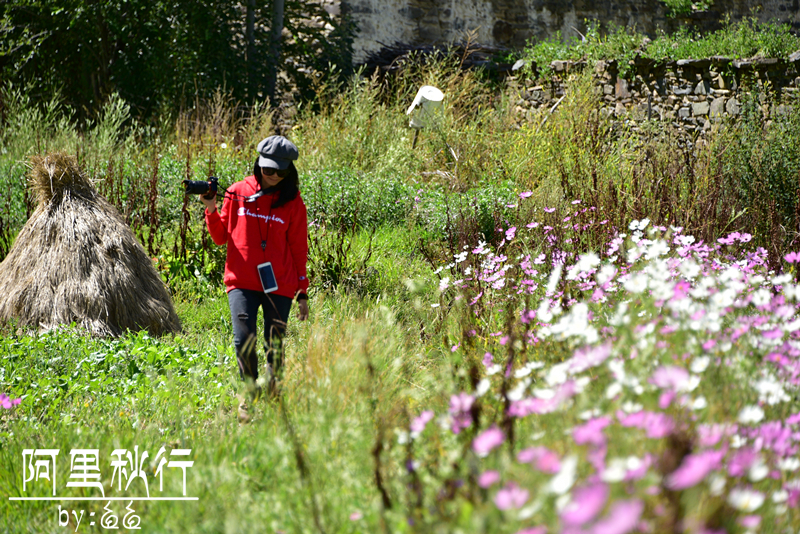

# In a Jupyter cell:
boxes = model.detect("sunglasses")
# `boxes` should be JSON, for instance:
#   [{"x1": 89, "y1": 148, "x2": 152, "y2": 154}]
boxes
[{"x1": 261, "y1": 167, "x2": 287, "y2": 178}]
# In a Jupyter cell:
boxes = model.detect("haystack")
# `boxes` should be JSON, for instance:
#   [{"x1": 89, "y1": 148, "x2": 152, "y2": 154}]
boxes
[{"x1": 0, "y1": 153, "x2": 181, "y2": 336}]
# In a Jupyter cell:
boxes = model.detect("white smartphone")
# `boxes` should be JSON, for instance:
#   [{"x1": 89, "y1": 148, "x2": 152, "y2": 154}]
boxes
[{"x1": 257, "y1": 262, "x2": 279, "y2": 293}]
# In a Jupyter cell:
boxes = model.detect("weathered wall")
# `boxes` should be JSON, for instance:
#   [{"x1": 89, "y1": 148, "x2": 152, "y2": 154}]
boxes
[
  {"x1": 344, "y1": 0, "x2": 800, "y2": 63},
  {"x1": 510, "y1": 54, "x2": 800, "y2": 142}
]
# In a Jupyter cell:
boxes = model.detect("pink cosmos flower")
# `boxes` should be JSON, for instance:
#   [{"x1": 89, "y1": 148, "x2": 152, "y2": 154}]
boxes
[
  {"x1": 449, "y1": 393, "x2": 474, "y2": 434},
  {"x1": 517, "y1": 446, "x2": 561, "y2": 473},
  {"x1": 478, "y1": 470, "x2": 500, "y2": 488},
  {"x1": 516, "y1": 528, "x2": 546, "y2": 534},
  {"x1": 650, "y1": 366, "x2": 690, "y2": 391},
  {"x1": 728, "y1": 448, "x2": 757, "y2": 477},
  {"x1": 0, "y1": 394, "x2": 21, "y2": 409},
  {"x1": 568, "y1": 343, "x2": 612, "y2": 374},
  {"x1": 494, "y1": 483, "x2": 529, "y2": 510},
  {"x1": 617, "y1": 410, "x2": 675, "y2": 439},
  {"x1": 410, "y1": 410, "x2": 434, "y2": 434},
  {"x1": 349, "y1": 511, "x2": 363, "y2": 521},
  {"x1": 590, "y1": 499, "x2": 643, "y2": 534},
  {"x1": 473, "y1": 426, "x2": 505, "y2": 457},
  {"x1": 519, "y1": 191, "x2": 533, "y2": 199},
  {"x1": 561, "y1": 482, "x2": 608, "y2": 526},
  {"x1": 785, "y1": 251, "x2": 800, "y2": 263},
  {"x1": 762, "y1": 327, "x2": 783, "y2": 340},
  {"x1": 665, "y1": 449, "x2": 725, "y2": 490},
  {"x1": 543, "y1": 207, "x2": 556, "y2": 213},
  {"x1": 738, "y1": 515, "x2": 761, "y2": 529},
  {"x1": 573, "y1": 416, "x2": 612, "y2": 447},
  {"x1": 506, "y1": 227, "x2": 517, "y2": 241}
]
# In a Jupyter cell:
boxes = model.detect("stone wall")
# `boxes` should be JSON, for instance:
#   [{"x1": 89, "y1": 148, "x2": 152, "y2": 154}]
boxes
[
  {"x1": 509, "y1": 53, "x2": 800, "y2": 138},
  {"x1": 343, "y1": 0, "x2": 800, "y2": 63}
]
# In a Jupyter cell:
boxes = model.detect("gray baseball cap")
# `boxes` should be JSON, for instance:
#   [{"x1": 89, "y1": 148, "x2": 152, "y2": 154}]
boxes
[{"x1": 257, "y1": 136, "x2": 299, "y2": 170}]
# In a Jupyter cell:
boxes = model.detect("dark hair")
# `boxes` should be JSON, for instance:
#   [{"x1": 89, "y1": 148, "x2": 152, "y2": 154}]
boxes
[{"x1": 253, "y1": 158, "x2": 299, "y2": 208}]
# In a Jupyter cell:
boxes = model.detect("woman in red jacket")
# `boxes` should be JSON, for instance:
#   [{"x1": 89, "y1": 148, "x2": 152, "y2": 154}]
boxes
[{"x1": 200, "y1": 135, "x2": 309, "y2": 395}]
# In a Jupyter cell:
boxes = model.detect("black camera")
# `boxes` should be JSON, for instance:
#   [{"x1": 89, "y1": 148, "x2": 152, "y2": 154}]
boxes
[{"x1": 183, "y1": 176, "x2": 218, "y2": 199}]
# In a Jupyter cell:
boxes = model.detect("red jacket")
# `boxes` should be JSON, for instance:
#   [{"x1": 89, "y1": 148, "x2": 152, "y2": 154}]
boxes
[{"x1": 205, "y1": 175, "x2": 309, "y2": 298}]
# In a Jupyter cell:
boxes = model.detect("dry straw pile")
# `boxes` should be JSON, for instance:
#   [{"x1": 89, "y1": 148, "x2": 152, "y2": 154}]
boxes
[{"x1": 0, "y1": 153, "x2": 181, "y2": 336}]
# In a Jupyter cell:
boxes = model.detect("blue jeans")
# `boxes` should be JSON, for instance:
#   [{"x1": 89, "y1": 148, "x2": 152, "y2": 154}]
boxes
[{"x1": 227, "y1": 289, "x2": 292, "y2": 381}]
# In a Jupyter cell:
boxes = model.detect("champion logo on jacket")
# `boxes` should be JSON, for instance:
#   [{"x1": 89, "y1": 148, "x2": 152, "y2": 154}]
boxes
[{"x1": 237, "y1": 206, "x2": 286, "y2": 224}]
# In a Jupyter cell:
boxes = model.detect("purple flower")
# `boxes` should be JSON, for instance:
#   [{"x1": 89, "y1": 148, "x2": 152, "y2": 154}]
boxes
[
  {"x1": 762, "y1": 327, "x2": 783, "y2": 340},
  {"x1": 665, "y1": 449, "x2": 725, "y2": 490},
  {"x1": 650, "y1": 366, "x2": 690, "y2": 391},
  {"x1": 494, "y1": 483, "x2": 529, "y2": 510},
  {"x1": 478, "y1": 470, "x2": 500, "y2": 488},
  {"x1": 506, "y1": 227, "x2": 517, "y2": 241},
  {"x1": 349, "y1": 511, "x2": 363, "y2": 521},
  {"x1": 473, "y1": 426, "x2": 505, "y2": 457},
  {"x1": 519, "y1": 191, "x2": 533, "y2": 199},
  {"x1": 568, "y1": 343, "x2": 611, "y2": 374},
  {"x1": 517, "y1": 446, "x2": 561, "y2": 473},
  {"x1": 573, "y1": 416, "x2": 612, "y2": 447},
  {"x1": 560, "y1": 482, "x2": 609, "y2": 526},
  {"x1": 410, "y1": 410, "x2": 434, "y2": 434},
  {"x1": 589, "y1": 499, "x2": 643, "y2": 534},
  {"x1": 617, "y1": 410, "x2": 674, "y2": 438},
  {"x1": 785, "y1": 251, "x2": 800, "y2": 263},
  {"x1": 0, "y1": 393, "x2": 21, "y2": 409},
  {"x1": 738, "y1": 515, "x2": 761, "y2": 529},
  {"x1": 727, "y1": 448, "x2": 757, "y2": 477},
  {"x1": 449, "y1": 393, "x2": 474, "y2": 434},
  {"x1": 543, "y1": 207, "x2": 556, "y2": 213}
]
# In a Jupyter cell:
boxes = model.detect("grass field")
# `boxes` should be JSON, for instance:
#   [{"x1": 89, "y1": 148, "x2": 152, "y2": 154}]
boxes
[{"x1": 1, "y1": 32, "x2": 800, "y2": 532}]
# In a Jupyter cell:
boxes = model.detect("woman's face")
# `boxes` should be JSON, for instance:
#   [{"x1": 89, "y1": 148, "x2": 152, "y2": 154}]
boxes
[{"x1": 260, "y1": 166, "x2": 285, "y2": 188}]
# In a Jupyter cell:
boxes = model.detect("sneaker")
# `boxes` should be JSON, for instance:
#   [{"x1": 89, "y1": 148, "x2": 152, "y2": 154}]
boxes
[{"x1": 237, "y1": 396, "x2": 251, "y2": 424}]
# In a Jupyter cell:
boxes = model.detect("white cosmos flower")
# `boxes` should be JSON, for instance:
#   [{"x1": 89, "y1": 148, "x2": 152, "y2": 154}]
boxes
[
  {"x1": 738, "y1": 405, "x2": 765, "y2": 424},
  {"x1": 748, "y1": 457, "x2": 769, "y2": 482},
  {"x1": 679, "y1": 259, "x2": 701, "y2": 279},
  {"x1": 545, "y1": 363, "x2": 570, "y2": 386},
  {"x1": 601, "y1": 458, "x2": 628, "y2": 482},
  {"x1": 624, "y1": 273, "x2": 649, "y2": 293},
  {"x1": 486, "y1": 364, "x2": 502, "y2": 376},
  {"x1": 751, "y1": 289, "x2": 772, "y2": 307},
  {"x1": 515, "y1": 367, "x2": 532, "y2": 378},
  {"x1": 772, "y1": 490, "x2": 789, "y2": 503},
  {"x1": 772, "y1": 273, "x2": 793, "y2": 286},
  {"x1": 778, "y1": 458, "x2": 800, "y2": 471},
  {"x1": 707, "y1": 473, "x2": 726, "y2": 496},
  {"x1": 438, "y1": 277, "x2": 450, "y2": 291},
  {"x1": 548, "y1": 455, "x2": 577, "y2": 494},
  {"x1": 731, "y1": 435, "x2": 747, "y2": 449},
  {"x1": 621, "y1": 401, "x2": 643, "y2": 413},
  {"x1": 579, "y1": 408, "x2": 601, "y2": 420},
  {"x1": 727, "y1": 488, "x2": 765, "y2": 512},
  {"x1": 545, "y1": 263, "x2": 562, "y2": 294},
  {"x1": 691, "y1": 396, "x2": 707, "y2": 410},
  {"x1": 691, "y1": 356, "x2": 710, "y2": 373},
  {"x1": 606, "y1": 382, "x2": 623, "y2": 399},
  {"x1": 475, "y1": 378, "x2": 490, "y2": 397},
  {"x1": 507, "y1": 381, "x2": 527, "y2": 402},
  {"x1": 645, "y1": 239, "x2": 670, "y2": 259},
  {"x1": 597, "y1": 264, "x2": 617, "y2": 286},
  {"x1": 753, "y1": 375, "x2": 790, "y2": 405}
]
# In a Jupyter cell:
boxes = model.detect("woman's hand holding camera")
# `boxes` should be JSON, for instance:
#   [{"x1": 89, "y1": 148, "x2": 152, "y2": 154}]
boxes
[{"x1": 200, "y1": 191, "x2": 217, "y2": 213}]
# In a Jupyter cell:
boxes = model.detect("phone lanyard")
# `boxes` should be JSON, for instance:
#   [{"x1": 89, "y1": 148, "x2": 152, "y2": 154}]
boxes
[{"x1": 249, "y1": 188, "x2": 273, "y2": 262}]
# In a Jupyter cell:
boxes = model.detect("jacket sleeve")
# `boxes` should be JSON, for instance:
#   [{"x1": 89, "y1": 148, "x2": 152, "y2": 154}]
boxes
[
  {"x1": 205, "y1": 194, "x2": 231, "y2": 246},
  {"x1": 288, "y1": 196, "x2": 309, "y2": 295}
]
